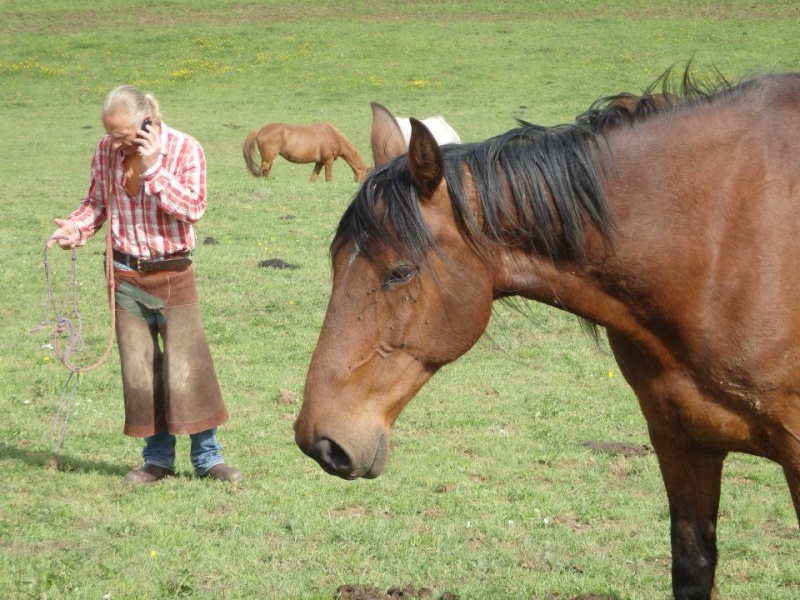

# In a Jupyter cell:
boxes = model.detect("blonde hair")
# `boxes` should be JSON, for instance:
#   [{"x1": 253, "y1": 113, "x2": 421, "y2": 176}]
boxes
[{"x1": 102, "y1": 85, "x2": 162, "y2": 126}]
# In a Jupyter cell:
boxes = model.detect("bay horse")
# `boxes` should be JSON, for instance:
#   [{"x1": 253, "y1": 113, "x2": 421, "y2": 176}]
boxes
[
  {"x1": 242, "y1": 122, "x2": 368, "y2": 183},
  {"x1": 294, "y1": 70, "x2": 800, "y2": 600},
  {"x1": 370, "y1": 101, "x2": 461, "y2": 167}
]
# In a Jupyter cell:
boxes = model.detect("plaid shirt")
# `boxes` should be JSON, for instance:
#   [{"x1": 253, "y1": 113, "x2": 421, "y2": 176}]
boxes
[{"x1": 69, "y1": 123, "x2": 207, "y2": 258}]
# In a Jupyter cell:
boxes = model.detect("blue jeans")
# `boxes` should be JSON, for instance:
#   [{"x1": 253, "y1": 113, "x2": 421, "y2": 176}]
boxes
[{"x1": 142, "y1": 427, "x2": 225, "y2": 475}]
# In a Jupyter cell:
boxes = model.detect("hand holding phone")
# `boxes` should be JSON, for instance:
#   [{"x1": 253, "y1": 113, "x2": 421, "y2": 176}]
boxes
[{"x1": 135, "y1": 117, "x2": 160, "y2": 168}]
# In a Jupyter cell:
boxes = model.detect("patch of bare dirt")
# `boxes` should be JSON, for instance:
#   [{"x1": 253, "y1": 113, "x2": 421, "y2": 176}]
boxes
[
  {"x1": 334, "y1": 586, "x2": 615, "y2": 600},
  {"x1": 335, "y1": 584, "x2": 455, "y2": 600},
  {"x1": 543, "y1": 595, "x2": 616, "y2": 600},
  {"x1": 581, "y1": 441, "x2": 653, "y2": 457},
  {"x1": 274, "y1": 389, "x2": 298, "y2": 405},
  {"x1": 259, "y1": 257, "x2": 300, "y2": 270}
]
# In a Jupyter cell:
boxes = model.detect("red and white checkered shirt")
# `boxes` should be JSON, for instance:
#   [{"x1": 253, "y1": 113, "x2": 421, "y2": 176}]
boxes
[{"x1": 68, "y1": 123, "x2": 207, "y2": 258}]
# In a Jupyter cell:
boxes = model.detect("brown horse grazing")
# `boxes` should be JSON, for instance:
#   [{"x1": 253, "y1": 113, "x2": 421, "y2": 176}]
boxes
[
  {"x1": 242, "y1": 122, "x2": 368, "y2": 183},
  {"x1": 294, "y1": 70, "x2": 800, "y2": 600}
]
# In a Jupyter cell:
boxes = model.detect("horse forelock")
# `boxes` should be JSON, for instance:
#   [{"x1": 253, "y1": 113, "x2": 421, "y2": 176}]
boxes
[{"x1": 333, "y1": 158, "x2": 434, "y2": 266}]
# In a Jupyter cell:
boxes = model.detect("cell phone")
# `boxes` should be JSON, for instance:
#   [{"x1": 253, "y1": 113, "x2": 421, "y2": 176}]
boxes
[{"x1": 140, "y1": 117, "x2": 152, "y2": 133}]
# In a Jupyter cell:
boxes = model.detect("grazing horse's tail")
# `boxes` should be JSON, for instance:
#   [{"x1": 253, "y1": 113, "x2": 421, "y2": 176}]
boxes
[{"x1": 242, "y1": 128, "x2": 263, "y2": 177}]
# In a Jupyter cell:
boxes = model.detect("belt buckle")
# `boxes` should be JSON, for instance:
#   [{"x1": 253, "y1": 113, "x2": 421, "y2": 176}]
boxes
[{"x1": 135, "y1": 257, "x2": 146, "y2": 272}]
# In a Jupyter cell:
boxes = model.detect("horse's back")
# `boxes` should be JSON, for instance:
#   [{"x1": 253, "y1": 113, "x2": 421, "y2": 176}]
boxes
[
  {"x1": 262, "y1": 122, "x2": 353, "y2": 163},
  {"x1": 741, "y1": 71, "x2": 800, "y2": 110},
  {"x1": 397, "y1": 116, "x2": 461, "y2": 146},
  {"x1": 421, "y1": 116, "x2": 462, "y2": 145}
]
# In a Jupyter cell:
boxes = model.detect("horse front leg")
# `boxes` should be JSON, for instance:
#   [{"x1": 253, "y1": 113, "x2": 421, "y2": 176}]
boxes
[
  {"x1": 310, "y1": 162, "x2": 323, "y2": 183},
  {"x1": 649, "y1": 427, "x2": 725, "y2": 600},
  {"x1": 324, "y1": 159, "x2": 334, "y2": 182},
  {"x1": 777, "y1": 423, "x2": 800, "y2": 526}
]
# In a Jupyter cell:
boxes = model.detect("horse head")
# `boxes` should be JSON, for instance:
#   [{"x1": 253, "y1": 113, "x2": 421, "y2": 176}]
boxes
[{"x1": 295, "y1": 119, "x2": 494, "y2": 479}]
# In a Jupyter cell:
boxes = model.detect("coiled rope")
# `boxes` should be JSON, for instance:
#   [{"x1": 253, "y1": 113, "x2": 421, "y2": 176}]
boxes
[{"x1": 33, "y1": 144, "x2": 117, "y2": 452}]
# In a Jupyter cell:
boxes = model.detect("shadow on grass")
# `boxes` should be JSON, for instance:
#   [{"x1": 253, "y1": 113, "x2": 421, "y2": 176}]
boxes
[{"x1": 0, "y1": 443, "x2": 128, "y2": 476}]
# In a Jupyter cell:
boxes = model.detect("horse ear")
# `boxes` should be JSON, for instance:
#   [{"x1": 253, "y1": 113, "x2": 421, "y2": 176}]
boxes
[
  {"x1": 370, "y1": 102, "x2": 406, "y2": 167},
  {"x1": 407, "y1": 118, "x2": 444, "y2": 198}
]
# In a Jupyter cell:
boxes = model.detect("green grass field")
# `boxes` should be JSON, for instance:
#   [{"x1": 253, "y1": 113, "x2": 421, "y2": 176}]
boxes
[{"x1": 2, "y1": 2, "x2": 800, "y2": 598}]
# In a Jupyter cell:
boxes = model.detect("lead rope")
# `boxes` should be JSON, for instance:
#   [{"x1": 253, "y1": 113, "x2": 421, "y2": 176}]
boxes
[{"x1": 34, "y1": 143, "x2": 117, "y2": 452}]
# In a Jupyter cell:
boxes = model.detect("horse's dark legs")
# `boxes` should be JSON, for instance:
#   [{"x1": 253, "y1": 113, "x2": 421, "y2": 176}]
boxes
[
  {"x1": 778, "y1": 433, "x2": 800, "y2": 526},
  {"x1": 782, "y1": 464, "x2": 800, "y2": 525},
  {"x1": 310, "y1": 162, "x2": 323, "y2": 183},
  {"x1": 649, "y1": 428, "x2": 724, "y2": 600}
]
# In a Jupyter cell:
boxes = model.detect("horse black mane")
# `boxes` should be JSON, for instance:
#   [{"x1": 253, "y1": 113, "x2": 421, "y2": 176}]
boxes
[{"x1": 334, "y1": 67, "x2": 744, "y2": 268}]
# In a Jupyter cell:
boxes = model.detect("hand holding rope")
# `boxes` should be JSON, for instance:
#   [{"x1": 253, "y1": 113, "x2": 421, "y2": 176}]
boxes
[{"x1": 33, "y1": 143, "x2": 118, "y2": 451}]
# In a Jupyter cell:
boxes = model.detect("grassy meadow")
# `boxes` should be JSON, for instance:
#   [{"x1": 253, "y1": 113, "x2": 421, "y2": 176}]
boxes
[{"x1": 2, "y1": 1, "x2": 800, "y2": 598}]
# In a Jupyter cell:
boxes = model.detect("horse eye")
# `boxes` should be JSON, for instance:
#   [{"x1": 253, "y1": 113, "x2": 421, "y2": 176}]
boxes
[{"x1": 383, "y1": 264, "x2": 416, "y2": 288}]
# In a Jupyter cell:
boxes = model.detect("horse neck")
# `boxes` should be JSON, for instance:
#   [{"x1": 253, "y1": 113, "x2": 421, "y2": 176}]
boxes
[
  {"x1": 471, "y1": 143, "x2": 626, "y2": 332},
  {"x1": 484, "y1": 117, "x2": 705, "y2": 347},
  {"x1": 335, "y1": 131, "x2": 367, "y2": 171}
]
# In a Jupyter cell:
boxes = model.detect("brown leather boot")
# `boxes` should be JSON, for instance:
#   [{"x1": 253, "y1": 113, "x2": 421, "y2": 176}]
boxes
[
  {"x1": 200, "y1": 463, "x2": 244, "y2": 482},
  {"x1": 124, "y1": 464, "x2": 175, "y2": 484}
]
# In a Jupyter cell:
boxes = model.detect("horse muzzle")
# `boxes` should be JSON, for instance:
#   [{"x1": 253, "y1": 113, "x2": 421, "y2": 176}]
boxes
[{"x1": 295, "y1": 424, "x2": 390, "y2": 480}]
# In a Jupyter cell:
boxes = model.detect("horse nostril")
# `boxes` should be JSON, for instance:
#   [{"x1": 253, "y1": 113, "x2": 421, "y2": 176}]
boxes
[{"x1": 311, "y1": 437, "x2": 353, "y2": 478}]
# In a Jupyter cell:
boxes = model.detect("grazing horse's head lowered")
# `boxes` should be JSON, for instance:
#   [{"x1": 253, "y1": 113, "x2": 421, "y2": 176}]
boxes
[{"x1": 295, "y1": 69, "x2": 800, "y2": 599}]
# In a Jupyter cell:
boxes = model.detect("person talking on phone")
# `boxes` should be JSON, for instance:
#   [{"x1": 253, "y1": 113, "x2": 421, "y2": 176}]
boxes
[{"x1": 47, "y1": 85, "x2": 243, "y2": 484}]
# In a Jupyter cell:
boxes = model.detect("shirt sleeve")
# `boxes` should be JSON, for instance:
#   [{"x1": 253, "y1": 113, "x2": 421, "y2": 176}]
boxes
[
  {"x1": 142, "y1": 134, "x2": 207, "y2": 224},
  {"x1": 67, "y1": 139, "x2": 110, "y2": 240}
]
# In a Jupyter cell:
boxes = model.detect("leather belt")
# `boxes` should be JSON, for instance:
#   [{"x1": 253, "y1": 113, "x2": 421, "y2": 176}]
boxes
[{"x1": 112, "y1": 249, "x2": 193, "y2": 273}]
